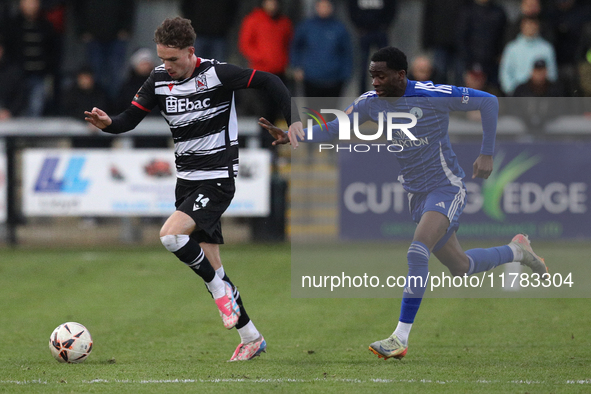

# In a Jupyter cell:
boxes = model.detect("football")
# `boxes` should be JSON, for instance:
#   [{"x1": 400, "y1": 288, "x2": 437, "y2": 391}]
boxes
[{"x1": 48, "y1": 322, "x2": 93, "y2": 363}]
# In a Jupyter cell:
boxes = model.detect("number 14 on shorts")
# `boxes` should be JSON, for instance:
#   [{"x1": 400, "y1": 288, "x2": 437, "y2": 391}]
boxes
[{"x1": 193, "y1": 194, "x2": 210, "y2": 211}]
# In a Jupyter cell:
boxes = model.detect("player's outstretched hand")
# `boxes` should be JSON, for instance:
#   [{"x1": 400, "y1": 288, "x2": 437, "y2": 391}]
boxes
[
  {"x1": 472, "y1": 154, "x2": 493, "y2": 179},
  {"x1": 84, "y1": 107, "x2": 112, "y2": 130},
  {"x1": 288, "y1": 121, "x2": 304, "y2": 149},
  {"x1": 258, "y1": 117, "x2": 290, "y2": 146}
]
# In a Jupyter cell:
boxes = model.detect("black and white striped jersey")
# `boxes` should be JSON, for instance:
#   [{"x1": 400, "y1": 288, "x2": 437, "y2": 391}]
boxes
[{"x1": 104, "y1": 57, "x2": 294, "y2": 181}]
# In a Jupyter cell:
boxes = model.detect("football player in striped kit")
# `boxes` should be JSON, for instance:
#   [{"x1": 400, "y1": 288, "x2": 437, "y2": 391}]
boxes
[
  {"x1": 261, "y1": 46, "x2": 547, "y2": 360},
  {"x1": 85, "y1": 17, "x2": 303, "y2": 361}
]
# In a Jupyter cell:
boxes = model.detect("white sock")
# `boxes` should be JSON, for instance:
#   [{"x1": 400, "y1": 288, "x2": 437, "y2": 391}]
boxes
[
  {"x1": 237, "y1": 321, "x2": 260, "y2": 344},
  {"x1": 206, "y1": 275, "x2": 226, "y2": 299},
  {"x1": 508, "y1": 243, "x2": 523, "y2": 262},
  {"x1": 215, "y1": 266, "x2": 225, "y2": 280},
  {"x1": 393, "y1": 322, "x2": 412, "y2": 346}
]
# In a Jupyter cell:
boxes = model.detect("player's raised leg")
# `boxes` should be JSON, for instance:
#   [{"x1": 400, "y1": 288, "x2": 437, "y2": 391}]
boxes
[
  {"x1": 201, "y1": 243, "x2": 266, "y2": 361},
  {"x1": 435, "y1": 233, "x2": 547, "y2": 277},
  {"x1": 160, "y1": 211, "x2": 240, "y2": 329}
]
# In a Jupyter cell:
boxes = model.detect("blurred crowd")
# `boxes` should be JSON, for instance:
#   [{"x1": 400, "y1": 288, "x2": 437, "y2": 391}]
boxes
[
  {"x1": 421, "y1": 0, "x2": 591, "y2": 99},
  {"x1": 0, "y1": 0, "x2": 590, "y2": 126}
]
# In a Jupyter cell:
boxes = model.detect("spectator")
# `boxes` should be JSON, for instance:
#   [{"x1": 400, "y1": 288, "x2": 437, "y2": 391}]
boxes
[
  {"x1": 499, "y1": 16, "x2": 557, "y2": 95},
  {"x1": 0, "y1": 37, "x2": 28, "y2": 120},
  {"x1": 548, "y1": 0, "x2": 591, "y2": 66},
  {"x1": 348, "y1": 0, "x2": 397, "y2": 94},
  {"x1": 239, "y1": 0, "x2": 292, "y2": 77},
  {"x1": 421, "y1": 0, "x2": 466, "y2": 85},
  {"x1": 457, "y1": 0, "x2": 507, "y2": 87},
  {"x1": 461, "y1": 63, "x2": 503, "y2": 122},
  {"x1": 408, "y1": 55, "x2": 444, "y2": 84},
  {"x1": 43, "y1": 0, "x2": 66, "y2": 34},
  {"x1": 547, "y1": 0, "x2": 591, "y2": 95},
  {"x1": 42, "y1": 0, "x2": 67, "y2": 115},
  {"x1": 62, "y1": 65, "x2": 112, "y2": 148},
  {"x1": 513, "y1": 59, "x2": 564, "y2": 96},
  {"x1": 291, "y1": 0, "x2": 353, "y2": 98},
  {"x1": 505, "y1": 0, "x2": 552, "y2": 44},
  {"x1": 180, "y1": 0, "x2": 238, "y2": 62},
  {"x1": 115, "y1": 48, "x2": 157, "y2": 115},
  {"x1": 74, "y1": 0, "x2": 135, "y2": 100},
  {"x1": 512, "y1": 60, "x2": 564, "y2": 133},
  {"x1": 239, "y1": 0, "x2": 293, "y2": 147},
  {"x1": 5, "y1": 0, "x2": 58, "y2": 117},
  {"x1": 463, "y1": 63, "x2": 502, "y2": 96},
  {"x1": 61, "y1": 65, "x2": 108, "y2": 120}
]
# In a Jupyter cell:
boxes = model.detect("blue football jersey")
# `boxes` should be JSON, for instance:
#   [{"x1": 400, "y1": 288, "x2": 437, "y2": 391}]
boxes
[{"x1": 309, "y1": 80, "x2": 499, "y2": 194}]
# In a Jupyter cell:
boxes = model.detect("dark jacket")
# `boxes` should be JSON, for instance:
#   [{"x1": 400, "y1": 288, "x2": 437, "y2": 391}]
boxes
[
  {"x1": 422, "y1": 0, "x2": 468, "y2": 50},
  {"x1": 347, "y1": 0, "x2": 397, "y2": 32},
  {"x1": 291, "y1": 16, "x2": 353, "y2": 84},
  {"x1": 61, "y1": 83, "x2": 109, "y2": 119},
  {"x1": 457, "y1": 2, "x2": 507, "y2": 68},
  {"x1": 180, "y1": 0, "x2": 238, "y2": 37},
  {"x1": 74, "y1": 0, "x2": 135, "y2": 41},
  {"x1": 512, "y1": 79, "x2": 564, "y2": 97},
  {"x1": 0, "y1": 58, "x2": 27, "y2": 116},
  {"x1": 5, "y1": 14, "x2": 58, "y2": 77},
  {"x1": 547, "y1": 1, "x2": 591, "y2": 65}
]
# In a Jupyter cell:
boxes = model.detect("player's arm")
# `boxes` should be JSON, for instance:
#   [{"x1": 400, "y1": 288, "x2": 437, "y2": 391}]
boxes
[
  {"x1": 447, "y1": 87, "x2": 498, "y2": 179},
  {"x1": 214, "y1": 64, "x2": 305, "y2": 146},
  {"x1": 217, "y1": 64, "x2": 373, "y2": 146},
  {"x1": 85, "y1": 71, "x2": 156, "y2": 134},
  {"x1": 258, "y1": 116, "x2": 338, "y2": 145},
  {"x1": 259, "y1": 98, "x2": 371, "y2": 145},
  {"x1": 84, "y1": 105, "x2": 149, "y2": 134}
]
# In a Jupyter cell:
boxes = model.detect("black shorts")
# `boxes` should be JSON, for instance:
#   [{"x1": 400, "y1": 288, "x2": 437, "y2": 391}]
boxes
[{"x1": 175, "y1": 178, "x2": 236, "y2": 244}]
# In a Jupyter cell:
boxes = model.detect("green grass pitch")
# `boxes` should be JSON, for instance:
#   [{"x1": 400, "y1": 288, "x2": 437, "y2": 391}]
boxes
[{"x1": 1, "y1": 242, "x2": 590, "y2": 393}]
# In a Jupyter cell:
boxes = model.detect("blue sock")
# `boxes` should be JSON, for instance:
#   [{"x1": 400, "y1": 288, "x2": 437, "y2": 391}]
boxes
[
  {"x1": 399, "y1": 241, "x2": 430, "y2": 324},
  {"x1": 465, "y1": 245, "x2": 514, "y2": 275}
]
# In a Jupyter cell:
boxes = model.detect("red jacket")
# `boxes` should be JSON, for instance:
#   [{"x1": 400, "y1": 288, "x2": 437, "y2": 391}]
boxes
[{"x1": 238, "y1": 8, "x2": 292, "y2": 75}]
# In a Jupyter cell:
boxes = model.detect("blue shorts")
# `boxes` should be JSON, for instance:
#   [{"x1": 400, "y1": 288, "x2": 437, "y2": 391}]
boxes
[{"x1": 408, "y1": 184, "x2": 466, "y2": 252}]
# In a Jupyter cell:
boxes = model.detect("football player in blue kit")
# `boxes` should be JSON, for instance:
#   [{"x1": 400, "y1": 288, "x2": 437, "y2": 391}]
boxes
[{"x1": 260, "y1": 46, "x2": 548, "y2": 360}]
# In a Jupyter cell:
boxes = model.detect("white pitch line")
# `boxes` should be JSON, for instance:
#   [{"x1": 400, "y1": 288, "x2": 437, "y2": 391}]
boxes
[
  {"x1": 1, "y1": 378, "x2": 590, "y2": 385},
  {"x1": 0, "y1": 380, "x2": 47, "y2": 385}
]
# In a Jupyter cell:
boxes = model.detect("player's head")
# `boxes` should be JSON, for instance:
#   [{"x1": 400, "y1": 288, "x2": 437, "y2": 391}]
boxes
[
  {"x1": 154, "y1": 17, "x2": 197, "y2": 80},
  {"x1": 371, "y1": 47, "x2": 408, "y2": 74},
  {"x1": 369, "y1": 47, "x2": 408, "y2": 97},
  {"x1": 154, "y1": 17, "x2": 196, "y2": 49}
]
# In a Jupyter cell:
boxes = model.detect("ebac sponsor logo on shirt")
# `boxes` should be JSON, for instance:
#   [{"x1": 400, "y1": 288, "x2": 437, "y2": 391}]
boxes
[{"x1": 165, "y1": 97, "x2": 211, "y2": 113}]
